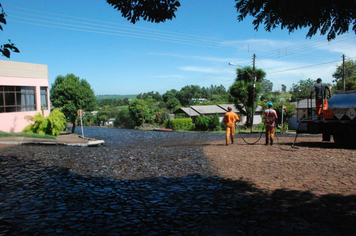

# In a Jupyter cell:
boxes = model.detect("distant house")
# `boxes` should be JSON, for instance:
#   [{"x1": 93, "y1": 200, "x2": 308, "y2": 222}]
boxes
[
  {"x1": 191, "y1": 98, "x2": 207, "y2": 104},
  {"x1": 173, "y1": 104, "x2": 263, "y2": 125},
  {"x1": 107, "y1": 118, "x2": 116, "y2": 126},
  {"x1": 0, "y1": 60, "x2": 50, "y2": 132},
  {"x1": 289, "y1": 98, "x2": 316, "y2": 130}
]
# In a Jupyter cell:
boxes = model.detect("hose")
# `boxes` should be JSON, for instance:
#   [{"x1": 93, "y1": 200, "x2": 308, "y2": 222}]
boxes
[{"x1": 236, "y1": 124, "x2": 264, "y2": 145}]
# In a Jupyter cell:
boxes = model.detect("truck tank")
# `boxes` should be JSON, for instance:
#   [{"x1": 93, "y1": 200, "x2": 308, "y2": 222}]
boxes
[{"x1": 299, "y1": 90, "x2": 356, "y2": 146}]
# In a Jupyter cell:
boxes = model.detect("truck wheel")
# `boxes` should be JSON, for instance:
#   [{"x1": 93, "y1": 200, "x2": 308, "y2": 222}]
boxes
[{"x1": 333, "y1": 125, "x2": 356, "y2": 145}]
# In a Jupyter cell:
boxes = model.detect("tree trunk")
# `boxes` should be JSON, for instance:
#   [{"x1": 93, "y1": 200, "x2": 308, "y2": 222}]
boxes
[
  {"x1": 71, "y1": 119, "x2": 76, "y2": 133},
  {"x1": 246, "y1": 115, "x2": 252, "y2": 128}
]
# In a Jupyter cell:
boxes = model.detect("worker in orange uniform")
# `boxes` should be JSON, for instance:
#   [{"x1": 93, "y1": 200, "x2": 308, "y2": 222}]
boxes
[
  {"x1": 264, "y1": 102, "x2": 278, "y2": 145},
  {"x1": 223, "y1": 106, "x2": 240, "y2": 145},
  {"x1": 310, "y1": 78, "x2": 332, "y2": 119}
]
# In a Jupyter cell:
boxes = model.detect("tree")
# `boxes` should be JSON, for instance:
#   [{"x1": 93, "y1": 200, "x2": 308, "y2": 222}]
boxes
[
  {"x1": 115, "y1": 107, "x2": 135, "y2": 128},
  {"x1": 281, "y1": 84, "x2": 287, "y2": 93},
  {"x1": 176, "y1": 85, "x2": 204, "y2": 106},
  {"x1": 289, "y1": 78, "x2": 315, "y2": 101},
  {"x1": 50, "y1": 74, "x2": 97, "y2": 133},
  {"x1": 0, "y1": 4, "x2": 19, "y2": 58},
  {"x1": 332, "y1": 59, "x2": 356, "y2": 90},
  {"x1": 163, "y1": 89, "x2": 181, "y2": 110},
  {"x1": 128, "y1": 98, "x2": 152, "y2": 126},
  {"x1": 106, "y1": 0, "x2": 181, "y2": 23},
  {"x1": 229, "y1": 66, "x2": 266, "y2": 127},
  {"x1": 261, "y1": 79, "x2": 273, "y2": 93},
  {"x1": 234, "y1": 0, "x2": 356, "y2": 40}
]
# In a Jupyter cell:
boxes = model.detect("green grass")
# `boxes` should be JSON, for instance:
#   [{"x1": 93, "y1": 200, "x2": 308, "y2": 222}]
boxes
[{"x1": 0, "y1": 131, "x2": 56, "y2": 139}]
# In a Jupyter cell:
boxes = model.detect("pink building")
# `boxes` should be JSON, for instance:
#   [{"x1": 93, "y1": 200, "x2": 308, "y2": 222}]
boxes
[{"x1": 0, "y1": 60, "x2": 50, "y2": 132}]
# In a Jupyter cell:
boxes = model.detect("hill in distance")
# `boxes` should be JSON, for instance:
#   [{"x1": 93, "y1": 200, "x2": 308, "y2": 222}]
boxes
[{"x1": 96, "y1": 94, "x2": 138, "y2": 101}]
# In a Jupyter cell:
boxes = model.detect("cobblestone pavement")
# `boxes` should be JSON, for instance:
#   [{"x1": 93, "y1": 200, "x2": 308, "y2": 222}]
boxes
[{"x1": 1, "y1": 133, "x2": 356, "y2": 235}]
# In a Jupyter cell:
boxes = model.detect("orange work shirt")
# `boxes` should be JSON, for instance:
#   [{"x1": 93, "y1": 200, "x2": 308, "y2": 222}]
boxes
[{"x1": 223, "y1": 111, "x2": 239, "y2": 126}]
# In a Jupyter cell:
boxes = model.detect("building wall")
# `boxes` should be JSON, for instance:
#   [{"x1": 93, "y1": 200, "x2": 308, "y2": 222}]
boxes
[{"x1": 0, "y1": 60, "x2": 50, "y2": 132}]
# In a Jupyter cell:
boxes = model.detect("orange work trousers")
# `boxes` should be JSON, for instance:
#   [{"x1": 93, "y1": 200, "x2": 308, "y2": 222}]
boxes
[
  {"x1": 265, "y1": 125, "x2": 275, "y2": 144},
  {"x1": 226, "y1": 124, "x2": 236, "y2": 144},
  {"x1": 315, "y1": 99, "x2": 328, "y2": 115}
]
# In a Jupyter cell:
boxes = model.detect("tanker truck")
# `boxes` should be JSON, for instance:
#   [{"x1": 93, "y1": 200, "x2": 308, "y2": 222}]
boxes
[{"x1": 298, "y1": 90, "x2": 356, "y2": 146}]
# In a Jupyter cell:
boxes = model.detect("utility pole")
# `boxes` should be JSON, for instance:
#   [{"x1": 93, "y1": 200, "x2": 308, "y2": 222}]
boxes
[
  {"x1": 140, "y1": 93, "x2": 144, "y2": 124},
  {"x1": 251, "y1": 54, "x2": 256, "y2": 133},
  {"x1": 342, "y1": 54, "x2": 345, "y2": 91}
]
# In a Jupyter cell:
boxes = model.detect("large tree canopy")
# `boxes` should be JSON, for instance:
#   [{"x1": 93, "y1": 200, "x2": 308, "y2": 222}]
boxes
[
  {"x1": 106, "y1": 0, "x2": 181, "y2": 23},
  {"x1": 234, "y1": 0, "x2": 356, "y2": 40},
  {"x1": 50, "y1": 74, "x2": 97, "y2": 133}
]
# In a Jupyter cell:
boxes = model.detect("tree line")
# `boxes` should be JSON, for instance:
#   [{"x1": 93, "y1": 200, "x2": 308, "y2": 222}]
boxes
[{"x1": 49, "y1": 59, "x2": 356, "y2": 133}]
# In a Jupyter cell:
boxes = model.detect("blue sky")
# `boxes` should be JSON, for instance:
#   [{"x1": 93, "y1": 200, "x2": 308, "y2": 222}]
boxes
[{"x1": 1, "y1": 0, "x2": 355, "y2": 95}]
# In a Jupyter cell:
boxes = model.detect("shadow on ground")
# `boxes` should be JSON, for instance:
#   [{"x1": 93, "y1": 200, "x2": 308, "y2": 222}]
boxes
[{"x1": 1, "y1": 155, "x2": 355, "y2": 236}]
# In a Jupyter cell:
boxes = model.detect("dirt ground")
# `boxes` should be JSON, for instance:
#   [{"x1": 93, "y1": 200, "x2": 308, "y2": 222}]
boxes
[{"x1": 204, "y1": 136, "x2": 356, "y2": 196}]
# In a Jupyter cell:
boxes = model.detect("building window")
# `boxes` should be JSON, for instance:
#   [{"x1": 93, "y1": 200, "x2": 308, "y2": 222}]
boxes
[
  {"x1": 40, "y1": 87, "x2": 48, "y2": 110},
  {"x1": 0, "y1": 86, "x2": 36, "y2": 113}
]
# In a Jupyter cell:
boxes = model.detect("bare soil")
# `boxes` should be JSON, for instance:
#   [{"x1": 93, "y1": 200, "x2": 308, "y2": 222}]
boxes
[{"x1": 203, "y1": 136, "x2": 356, "y2": 196}]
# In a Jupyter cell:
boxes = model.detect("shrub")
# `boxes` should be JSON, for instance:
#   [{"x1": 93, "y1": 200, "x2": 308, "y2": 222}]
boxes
[
  {"x1": 195, "y1": 113, "x2": 222, "y2": 131},
  {"x1": 23, "y1": 108, "x2": 67, "y2": 136},
  {"x1": 168, "y1": 118, "x2": 192, "y2": 130},
  {"x1": 195, "y1": 115, "x2": 210, "y2": 131}
]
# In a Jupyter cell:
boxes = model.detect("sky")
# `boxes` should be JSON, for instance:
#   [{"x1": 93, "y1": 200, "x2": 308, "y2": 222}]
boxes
[{"x1": 1, "y1": 0, "x2": 355, "y2": 96}]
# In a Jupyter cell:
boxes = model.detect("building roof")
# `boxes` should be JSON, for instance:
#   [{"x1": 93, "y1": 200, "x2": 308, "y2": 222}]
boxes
[
  {"x1": 174, "y1": 104, "x2": 263, "y2": 116},
  {"x1": 176, "y1": 107, "x2": 200, "y2": 116},
  {"x1": 190, "y1": 105, "x2": 226, "y2": 114},
  {"x1": 217, "y1": 104, "x2": 238, "y2": 113}
]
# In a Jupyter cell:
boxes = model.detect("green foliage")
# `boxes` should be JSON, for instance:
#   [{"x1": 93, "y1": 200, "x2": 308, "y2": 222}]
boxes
[
  {"x1": 194, "y1": 113, "x2": 221, "y2": 131},
  {"x1": 261, "y1": 79, "x2": 273, "y2": 93},
  {"x1": 195, "y1": 115, "x2": 210, "y2": 131},
  {"x1": 106, "y1": 0, "x2": 181, "y2": 24},
  {"x1": 114, "y1": 107, "x2": 135, "y2": 128},
  {"x1": 96, "y1": 94, "x2": 137, "y2": 102},
  {"x1": 289, "y1": 78, "x2": 315, "y2": 101},
  {"x1": 168, "y1": 118, "x2": 192, "y2": 131},
  {"x1": 332, "y1": 59, "x2": 356, "y2": 90},
  {"x1": 50, "y1": 74, "x2": 97, "y2": 133},
  {"x1": 256, "y1": 122, "x2": 265, "y2": 130},
  {"x1": 22, "y1": 108, "x2": 66, "y2": 136},
  {"x1": 99, "y1": 115, "x2": 108, "y2": 122},
  {"x1": 0, "y1": 131, "x2": 55, "y2": 139},
  {"x1": 128, "y1": 98, "x2": 152, "y2": 126},
  {"x1": 211, "y1": 113, "x2": 221, "y2": 130},
  {"x1": 0, "y1": 5, "x2": 20, "y2": 58},
  {"x1": 229, "y1": 66, "x2": 265, "y2": 127},
  {"x1": 235, "y1": 0, "x2": 356, "y2": 40},
  {"x1": 229, "y1": 79, "x2": 262, "y2": 127}
]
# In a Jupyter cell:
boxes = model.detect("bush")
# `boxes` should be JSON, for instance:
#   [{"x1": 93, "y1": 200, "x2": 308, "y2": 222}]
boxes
[
  {"x1": 168, "y1": 118, "x2": 192, "y2": 130},
  {"x1": 195, "y1": 113, "x2": 222, "y2": 131},
  {"x1": 23, "y1": 108, "x2": 67, "y2": 136},
  {"x1": 195, "y1": 115, "x2": 210, "y2": 131},
  {"x1": 256, "y1": 122, "x2": 265, "y2": 130}
]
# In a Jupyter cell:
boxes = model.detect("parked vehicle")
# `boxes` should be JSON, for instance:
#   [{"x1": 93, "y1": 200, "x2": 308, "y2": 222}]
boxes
[{"x1": 298, "y1": 90, "x2": 356, "y2": 145}]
